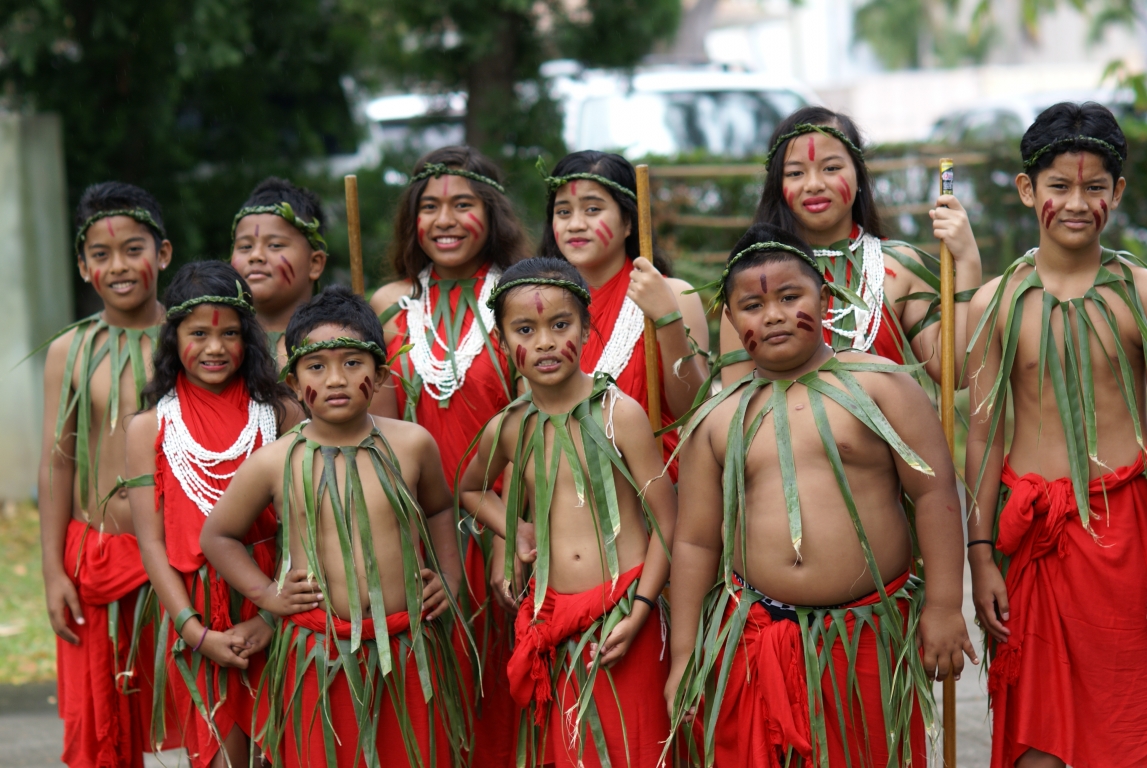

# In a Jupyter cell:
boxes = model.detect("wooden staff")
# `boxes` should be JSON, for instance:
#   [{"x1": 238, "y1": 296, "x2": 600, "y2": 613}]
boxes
[
  {"x1": 938, "y1": 157, "x2": 957, "y2": 767},
  {"x1": 635, "y1": 164, "x2": 663, "y2": 449},
  {"x1": 345, "y1": 174, "x2": 365, "y2": 296}
]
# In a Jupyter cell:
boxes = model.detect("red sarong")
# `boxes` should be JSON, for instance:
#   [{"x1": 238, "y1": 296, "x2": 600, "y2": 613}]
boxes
[
  {"x1": 277, "y1": 608, "x2": 450, "y2": 768},
  {"x1": 507, "y1": 565, "x2": 670, "y2": 768},
  {"x1": 822, "y1": 224, "x2": 906, "y2": 365},
  {"x1": 154, "y1": 374, "x2": 278, "y2": 767},
  {"x1": 989, "y1": 455, "x2": 1147, "y2": 768},
  {"x1": 389, "y1": 264, "x2": 517, "y2": 767},
  {"x1": 582, "y1": 259, "x2": 680, "y2": 480},
  {"x1": 713, "y1": 571, "x2": 925, "y2": 768},
  {"x1": 57, "y1": 519, "x2": 168, "y2": 768}
]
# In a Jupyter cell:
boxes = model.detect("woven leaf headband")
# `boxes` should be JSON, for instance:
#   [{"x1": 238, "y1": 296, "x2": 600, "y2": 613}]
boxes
[
  {"x1": 1022, "y1": 135, "x2": 1126, "y2": 171},
  {"x1": 166, "y1": 280, "x2": 254, "y2": 319},
  {"x1": 280, "y1": 336, "x2": 388, "y2": 380},
  {"x1": 486, "y1": 277, "x2": 593, "y2": 310},
  {"x1": 408, "y1": 162, "x2": 506, "y2": 194},
  {"x1": 764, "y1": 124, "x2": 865, "y2": 170},
  {"x1": 536, "y1": 157, "x2": 637, "y2": 201},
  {"x1": 231, "y1": 201, "x2": 327, "y2": 252},
  {"x1": 75, "y1": 209, "x2": 166, "y2": 255}
]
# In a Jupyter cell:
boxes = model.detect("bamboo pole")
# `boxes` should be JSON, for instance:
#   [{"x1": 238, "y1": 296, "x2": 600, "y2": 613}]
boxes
[
  {"x1": 939, "y1": 157, "x2": 957, "y2": 767},
  {"x1": 345, "y1": 175, "x2": 365, "y2": 296},
  {"x1": 635, "y1": 164, "x2": 663, "y2": 449}
]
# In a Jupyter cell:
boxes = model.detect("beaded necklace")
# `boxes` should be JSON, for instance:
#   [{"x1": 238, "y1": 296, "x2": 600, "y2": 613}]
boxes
[
  {"x1": 591, "y1": 295, "x2": 645, "y2": 380},
  {"x1": 815, "y1": 227, "x2": 886, "y2": 353}
]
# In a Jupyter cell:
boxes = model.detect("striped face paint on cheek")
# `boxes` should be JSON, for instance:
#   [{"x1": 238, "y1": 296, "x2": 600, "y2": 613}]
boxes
[
  {"x1": 561, "y1": 340, "x2": 577, "y2": 363},
  {"x1": 305, "y1": 386, "x2": 317, "y2": 406},
  {"x1": 783, "y1": 187, "x2": 797, "y2": 210},
  {"x1": 1042, "y1": 199, "x2": 1057, "y2": 230},
  {"x1": 836, "y1": 179, "x2": 852, "y2": 205},
  {"x1": 278, "y1": 256, "x2": 296, "y2": 285},
  {"x1": 92, "y1": 269, "x2": 101, "y2": 287},
  {"x1": 359, "y1": 376, "x2": 373, "y2": 401},
  {"x1": 796, "y1": 310, "x2": 816, "y2": 332},
  {"x1": 743, "y1": 328, "x2": 757, "y2": 351},
  {"x1": 182, "y1": 342, "x2": 196, "y2": 369},
  {"x1": 229, "y1": 348, "x2": 244, "y2": 369},
  {"x1": 797, "y1": 321, "x2": 815, "y2": 332},
  {"x1": 466, "y1": 213, "x2": 486, "y2": 234},
  {"x1": 141, "y1": 262, "x2": 154, "y2": 291},
  {"x1": 515, "y1": 345, "x2": 526, "y2": 369},
  {"x1": 1100, "y1": 199, "x2": 1109, "y2": 227},
  {"x1": 595, "y1": 226, "x2": 612, "y2": 245}
]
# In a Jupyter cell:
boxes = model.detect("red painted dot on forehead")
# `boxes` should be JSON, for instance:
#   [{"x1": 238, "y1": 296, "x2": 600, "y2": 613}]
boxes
[{"x1": 759, "y1": 274, "x2": 768, "y2": 294}]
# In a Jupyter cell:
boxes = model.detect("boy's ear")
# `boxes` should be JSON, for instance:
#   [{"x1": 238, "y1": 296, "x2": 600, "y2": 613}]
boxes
[
  {"x1": 820, "y1": 284, "x2": 831, "y2": 315},
  {"x1": 1015, "y1": 172, "x2": 1036, "y2": 209},
  {"x1": 1112, "y1": 176, "x2": 1127, "y2": 209},
  {"x1": 492, "y1": 326, "x2": 506, "y2": 352},
  {"x1": 77, "y1": 253, "x2": 91, "y2": 281},
  {"x1": 284, "y1": 371, "x2": 302, "y2": 399},
  {"x1": 157, "y1": 240, "x2": 173, "y2": 271},
  {"x1": 308, "y1": 250, "x2": 327, "y2": 282},
  {"x1": 374, "y1": 363, "x2": 389, "y2": 388}
]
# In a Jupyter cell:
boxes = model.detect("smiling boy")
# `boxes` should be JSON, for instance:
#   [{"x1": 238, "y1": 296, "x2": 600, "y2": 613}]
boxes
[
  {"x1": 966, "y1": 102, "x2": 1147, "y2": 768},
  {"x1": 666, "y1": 224, "x2": 974, "y2": 767},
  {"x1": 38, "y1": 182, "x2": 172, "y2": 768}
]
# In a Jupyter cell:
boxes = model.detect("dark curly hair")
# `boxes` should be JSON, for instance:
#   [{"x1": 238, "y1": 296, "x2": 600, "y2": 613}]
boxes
[
  {"x1": 142, "y1": 261, "x2": 290, "y2": 424},
  {"x1": 491, "y1": 257, "x2": 592, "y2": 334},
  {"x1": 538, "y1": 151, "x2": 673, "y2": 275},
  {"x1": 284, "y1": 285, "x2": 387, "y2": 377},
  {"x1": 388, "y1": 146, "x2": 530, "y2": 296},
  {"x1": 753, "y1": 106, "x2": 885, "y2": 239},
  {"x1": 724, "y1": 223, "x2": 823, "y2": 303},
  {"x1": 1021, "y1": 102, "x2": 1127, "y2": 183},
  {"x1": 238, "y1": 176, "x2": 326, "y2": 237},
  {"x1": 75, "y1": 181, "x2": 166, "y2": 258}
]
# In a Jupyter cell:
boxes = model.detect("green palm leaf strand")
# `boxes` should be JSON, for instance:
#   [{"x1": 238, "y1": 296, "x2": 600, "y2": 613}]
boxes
[
  {"x1": 663, "y1": 358, "x2": 936, "y2": 766},
  {"x1": 257, "y1": 424, "x2": 475, "y2": 768}
]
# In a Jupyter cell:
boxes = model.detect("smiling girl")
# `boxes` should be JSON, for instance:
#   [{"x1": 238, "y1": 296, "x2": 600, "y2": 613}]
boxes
[
  {"x1": 127, "y1": 262, "x2": 302, "y2": 767},
  {"x1": 720, "y1": 106, "x2": 983, "y2": 385}
]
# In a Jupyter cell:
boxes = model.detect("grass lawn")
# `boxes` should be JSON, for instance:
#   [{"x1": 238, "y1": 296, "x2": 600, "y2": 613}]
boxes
[{"x1": 0, "y1": 500, "x2": 56, "y2": 685}]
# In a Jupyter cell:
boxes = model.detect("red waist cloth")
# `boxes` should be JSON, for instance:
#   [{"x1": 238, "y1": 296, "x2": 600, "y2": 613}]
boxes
[
  {"x1": 277, "y1": 607, "x2": 449, "y2": 768},
  {"x1": 57, "y1": 519, "x2": 167, "y2": 768},
  {"x1": 582, "y1": 259, "x2": 680, "y2": 480},
  {"x1": 989, "y1": 455, "x2": 1147, "y2": 768},
  {"x1": 508, "y1": 565, "x2": 670, "y2": 768},
  {"x1": 713, "y1": 571, "x2": 925, "y2": 768}
]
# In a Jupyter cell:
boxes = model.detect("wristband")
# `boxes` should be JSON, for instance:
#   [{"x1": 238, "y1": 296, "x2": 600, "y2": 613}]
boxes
[
  {"x1": 967, "y1": 539, "x2": 994, "y2": 549},
  {"x1": 258, "y1": 609, "x2": 277, "y2": 628},
  {"x1": 653, "y1": 310, "x2": 683, "y2": 329},
  {"x1": 192, "y1": 626, "x2": 209, "y2": 653},
  {"x1": 633, "y1": 594, "x2": 658, "y2": 612},
  {"x1": 173, "y1": 606, "x2": 201, "y2": 635}
]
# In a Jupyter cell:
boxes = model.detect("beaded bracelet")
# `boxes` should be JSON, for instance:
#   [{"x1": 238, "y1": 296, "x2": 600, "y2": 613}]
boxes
[
  {"x1": 192, "y1": 626, "x2": 209, "y2": 653},
  {"x1": 633, "y1": 594, "x2": 658, "y2": 612},
  {"x1": 654, "y1": 310, "x2": 683, "y2": 329},
  {"x1": 173, "y1": 606, "x2": 201, "y2": 635}
]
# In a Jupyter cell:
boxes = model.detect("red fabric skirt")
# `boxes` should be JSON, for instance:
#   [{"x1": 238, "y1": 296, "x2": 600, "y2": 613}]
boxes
[
  {"x1": 57, "y1": 519, "x2": 168, "y2": 768},
  {"x1": 508, "y1": 565, "x2": 670, "y2": 768},
  {"x1": 277, "y1": 608, "x2": 451, "y2": 768},
  {"x1": 713, "y1": 571, "x2": 925, "y2": 768},
  {"x1": 989, "y1": 455, "x2": 1147, "y2": 768}
]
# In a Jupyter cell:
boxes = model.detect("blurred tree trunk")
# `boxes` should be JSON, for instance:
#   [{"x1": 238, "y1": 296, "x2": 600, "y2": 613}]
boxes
[{"x1": 464, "y1": 10, "x2": 525, "y2": 154}]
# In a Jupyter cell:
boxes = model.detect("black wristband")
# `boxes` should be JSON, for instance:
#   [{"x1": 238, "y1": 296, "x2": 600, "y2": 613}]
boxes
[
  {"x1": 633, "y1": 594, "x2": 658, "y2": 612},
  {"x1": 966, "y1": 539, "x2": 994, "y2": 549}
]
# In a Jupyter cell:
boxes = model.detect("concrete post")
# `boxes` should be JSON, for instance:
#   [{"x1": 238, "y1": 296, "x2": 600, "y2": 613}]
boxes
[{"x1": 0, "y1": 113, "x2": 72, "y2": 500}]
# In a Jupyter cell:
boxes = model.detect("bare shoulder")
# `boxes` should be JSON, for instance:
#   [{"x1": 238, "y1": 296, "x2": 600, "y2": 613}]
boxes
[
  {"x1": 665, "y1": 276, "x2": 697, "y2": 296},
  {"x1": 375, "y1": 415, "x2": 436, "y2": 453},
  {"x1": 369, "y1": 279, "x2": 414, "y2": 315},
  {"x1": 125, "y1": 407, "x2": 159, "y2": 443},
  {"x1": 833, "y1": 350, "x2": 919, "y2": 399},
  {"x1": 604, "y1": 389, "x2": 652, "y2": 434},
  {"x1": 887, "y1": 243, "x2": 926, "y2": 267},
  {"x1": 970, "y1": 274, "x2": 1004, "y2": 312}
]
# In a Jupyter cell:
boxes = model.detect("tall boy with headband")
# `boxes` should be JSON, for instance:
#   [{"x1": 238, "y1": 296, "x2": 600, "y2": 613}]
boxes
[
  {"x1": 966, "y1": 102, "x2": 1147, "y2": 767},
  {"x1": 38, "y1": 182, "x2": 173, "y2": 767},
  {"x1": 667, "y1": 223, "x2": 974, "y2": 767}
]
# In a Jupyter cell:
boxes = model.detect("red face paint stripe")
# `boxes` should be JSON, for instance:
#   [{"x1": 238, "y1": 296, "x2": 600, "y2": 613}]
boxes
[
  {"x1": 808, "y1": 136, "x2": 816, "y2": 161},
  {"x1": 106, "y1": 218, "x2": 115, "y2": 237},
  {"x1": 748, "y1": 340, "x2": 758, "y2": 351},
  {"x1": 466, "y1": 213, "x2": 486, "y2": 233},
  {"x1": 1101, "y1": 199, "x2": 1109, "y2": 224},
  {"x1": 759, "y1": 274, "x2": 768, "y2": 294},
  {"x1": 280, "y1": 256, "x2": 296, "y2": 280},
  {"x1": 254, "y1": 224, "x2": 260, "y2": 238},
  {"x1": 1094, "y1": 210, "x2": 1102, "y2": 230},
  {"x1": 595, "y1": 227, "x2": 611, "y2": 245},
  {"x1": 418, "y1": 227, "x2": 426, "y2": 242},
  {"x1": 564, "y1": 340, "x2": 578, "y2": 361},
  {"x1": 305, "y1": 386, "x2": 317, "y2": 406},
  {"x1": 784, "y1": 188, "x2": 796, "y2": 209},
  {"x1": 212, "y1": 309, "x2": 219, "y2": 326},
  {"x1": 570, "y1": 181, "x2": 577, "y2": 195},
  {"x1": 141, "y1": 262, "x2": 153, "y2": 291},
  {"x1": 797, "y1": 321, "x2": 815, "y2": 332},
  {"x1": 359, "y1": 381, "x2": 372, "y2": 400},
  {"x1": 1042, "y1": 199, "x2": 1056, "y2": 230},
  {"x1": 742, "y1": 329, "x2": 754, "y2": 344},
  {"x1": 560, "y1": 348, "x2": 574, "y2": 362},
  {"x1": 534, "y1": 292, "x2": 544, "y2": 314},
  {"x1": 277, "y1": 264, "x2": 293, "y2": 285},
  {"x1": 92, "y1": 269, "x2": 101, "y2": 287},
  {"x1": 600, "y1": 222, "x2": 614, "y2": 238},
  {"x1": 461, "y1": 223, "x2": 478, "y2": 238},
  {"x1": 182, "y1": 343, "x2": 195, "y2": 368},
  {"x1": 837, "y1": 179, "x2": 852, "y2": 206},
  {"x1": 515, "y1": 345, "x2": 526, "y2": 369},
  {"x1": 796, "y1": 311, "x2": 814, "y2": 321},
  {"x1": 229, "y1": 349, "x2": 243, "y2": 369}
]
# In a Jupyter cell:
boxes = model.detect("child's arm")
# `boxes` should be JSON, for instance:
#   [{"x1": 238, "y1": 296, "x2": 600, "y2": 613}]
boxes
[
  {"x1": 199, "y1": 448, "x2": 320, "y2": 618},
  {"x1": 413, "y1": 430, "x2": 462, "y2": 621},
  {"x1": 963, "y1": 281, "x2": 1010, "y2": 643},
  {"x1": 877, "y1": 371, "x2": 978, "y2": 680},
  {"x1": 38, "y1": 335, "x2": 82, "y2": 644},
  {"x1": 458, "y1": 416, "x2": 513, "y2": 541},
  {"x1": 664, "y1": 418, "x2": 724, "y2": 719},
  {"x1": 595, "y1": 397, "x2": 678, "y2": 669},
  {"x1": 126, "y1": 414, "x2": 250, "y2": 669}
]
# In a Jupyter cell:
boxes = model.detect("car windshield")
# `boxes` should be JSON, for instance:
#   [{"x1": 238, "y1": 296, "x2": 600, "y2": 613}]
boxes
[{"x1": 575, "y1": 89, "x2": 805, "y2": 158}]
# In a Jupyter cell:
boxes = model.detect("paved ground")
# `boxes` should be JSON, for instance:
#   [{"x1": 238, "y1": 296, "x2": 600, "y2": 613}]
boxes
[{"x1": 1, "y1": 563, "x2": 991, "y2": 767}]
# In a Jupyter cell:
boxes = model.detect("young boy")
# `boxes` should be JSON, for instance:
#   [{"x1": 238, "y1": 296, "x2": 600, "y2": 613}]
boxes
[
  {"x1": 966, "y1": 102, "x2": 1147, "y2": 768},
  {"x1": 666, "y1": 224, "x2": 974, "y2": 767},
  {"x1": 230, "y1": 177, "x2": 328, "y2": 366},
  {"x1": 199, "y1": 286, "x2": 470, "y2": 768},
  {"x1": 38, "y1": 181, "x2": 172, "y2": 767},
  {"x1": 458, "y1": 257, "x2": 677, "y2": 768}
]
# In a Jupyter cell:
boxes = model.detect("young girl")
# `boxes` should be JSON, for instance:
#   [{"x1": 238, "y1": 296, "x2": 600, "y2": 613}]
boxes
[
  {"x1": 720, "y1": 106, "x2": 982, "y2": 384},
  {"x1": 127, "y1": 261, "x2": 302, "y2": 767},
  {"x1": 369, "y1": 146, "x2": 531, "y2": 768},
  {"x1": 231, "y1": 177, "x2": 329, "y2": 366},
  {"x1": 459, "y1": 257, "x2": 677, "y2": 768},
  {"x1": 538, "y1": 151, "x2": 709, "y2": 474}
]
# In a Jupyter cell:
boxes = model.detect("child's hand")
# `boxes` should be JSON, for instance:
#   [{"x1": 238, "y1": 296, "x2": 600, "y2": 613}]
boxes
[
  {"x1": 626, "y1": 257, "x2": 680, "y2": 322},
  {"x1": 489, "y1": 536, "x2": 523, "y2": 612},
  {"x1": 44, "y1": 570, "x2": 84, "y2": 645},
  {"x1": 515, "y1": 522, "x2": 537, "y2": 564},
  {"x1": 919, "y1": 605, "x2": 978, "y2": 681},
  {"x1": 194, "y1": 629, "x2": 250, "y2": 669},
  {"x1": 258, "y1": 570, "x2": 323, "y2": 616},
  {"x1": 664, "y1": 660, "x2": 696, "y2": 723},
  {"x1": 970, "y1": 557, "x2": 1012, "y2": 643},
  {"x1": 421, "y1": 569, "x2": 450, "y2": 620},
  {"x1": 929, "y1": 195, "x2": 980, "y2": 265},
  {"x1": 591, "y1": 612, "x2": 646, "y2": 670},
  {"x1": 225, "y1": 616, "x2": 274, "y2": 659}
]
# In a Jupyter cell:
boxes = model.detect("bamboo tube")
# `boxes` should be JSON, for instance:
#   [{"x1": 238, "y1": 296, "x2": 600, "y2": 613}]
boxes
[
  {"x1": 939, "y1": 157, "x2": 957, "y2": 767},
  {"x1": 345, "y1": 175, "x2": 365, "y2": 296},
  {"x1": 635, "y1": 164, "x2": 663, "y2": 449}
]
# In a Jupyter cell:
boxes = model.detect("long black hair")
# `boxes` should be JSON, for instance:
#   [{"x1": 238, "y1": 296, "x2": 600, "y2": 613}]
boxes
[
  {"x1": 538, "y1": 150, "x2": 673, "y2": 275},
  {"x1": 754, "y1": 106, "x2": 885, "y2": 239},
  {"x1": 142, "y1": 261, "x2": 290, "y2": 424}
]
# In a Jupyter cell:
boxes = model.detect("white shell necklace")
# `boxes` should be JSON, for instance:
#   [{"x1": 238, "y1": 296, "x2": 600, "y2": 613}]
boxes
[
  {"x1": 815, "y1": 227, "x2": 886, "y2": 353},
  {"x1": 399, "y1": 266, "x2": 500, "y2": 402},
  {"x1": 591, "y1": 295, "x2": 645, "y2": 381},
  {"x1": 156, "y1": 390, "x2": 277, "y2": 516}
]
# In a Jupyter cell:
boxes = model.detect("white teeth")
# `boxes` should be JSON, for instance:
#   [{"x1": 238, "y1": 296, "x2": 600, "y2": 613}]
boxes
[{"x1": 434, "y1": 236, "x2": 462, "y2": 244}]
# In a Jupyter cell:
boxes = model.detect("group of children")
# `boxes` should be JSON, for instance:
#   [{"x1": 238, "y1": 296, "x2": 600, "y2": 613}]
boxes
[{"x1": 37, "y1": 99, "x2": 1146, "y2": 768}]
